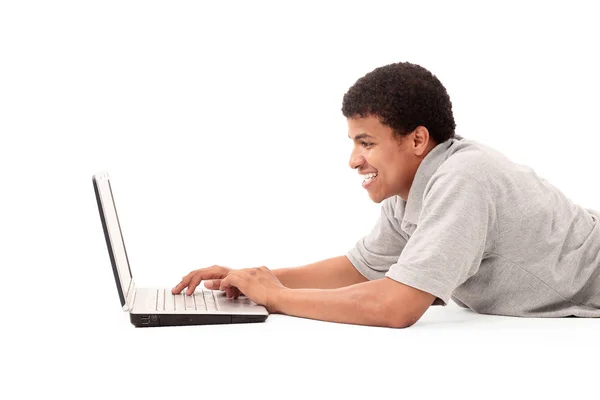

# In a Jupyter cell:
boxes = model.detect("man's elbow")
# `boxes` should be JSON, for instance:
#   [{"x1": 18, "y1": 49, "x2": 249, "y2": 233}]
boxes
[
  {"x1": 384, "y1": 312, "x2": 422, "y2": 329},
  {"x1": 365, "y1": 278, "x2": 433, "y2": 328},
  {"x1": 380, "y1": 297, "x2": 430, "y2": 329},
  {"x1": 371, "y1": 299, "x2": 424, "y2": 328}
]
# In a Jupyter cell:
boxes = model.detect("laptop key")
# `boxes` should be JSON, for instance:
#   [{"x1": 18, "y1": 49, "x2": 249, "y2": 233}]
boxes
[
  {"x1": 203, "y1": 290, "x2": 218, "y2": 311},
  {"x1": 184, "y1": 294, "x2": 196, "y2": 310},
  {"x1": 157, "y1": 289, "x2": 165, "y2": 311},
  {"x1": 174, "y1": 294, "x2": 185, "y2": 311},
  {"x1": 194, "y1": 294, "x2": 207, "y2": 311},
  {"x1": 164, "y1": 292, "x2": 175, "y2": 312},
  {"x1": 146, "y1": 289, "x2": 158, "y2": 311}
]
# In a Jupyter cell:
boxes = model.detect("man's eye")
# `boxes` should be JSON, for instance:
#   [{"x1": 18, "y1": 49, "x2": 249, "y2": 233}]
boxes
[{"x1": 361, "y1": 141, "x2": 373, "y2": 148}]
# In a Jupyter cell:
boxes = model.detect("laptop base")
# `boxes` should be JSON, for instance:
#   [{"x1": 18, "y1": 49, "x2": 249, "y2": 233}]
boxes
[{"x1": 130, "y1": 313, "x2": 268, "y2": 327}]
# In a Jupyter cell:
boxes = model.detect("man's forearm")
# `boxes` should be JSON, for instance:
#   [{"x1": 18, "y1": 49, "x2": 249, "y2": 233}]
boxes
[
  {"x1": 272, "y1": 279, "x2": 405, "y2": 328},
  {"x1": 272, "y1": 256, "x2": 368, "y2": 289}
]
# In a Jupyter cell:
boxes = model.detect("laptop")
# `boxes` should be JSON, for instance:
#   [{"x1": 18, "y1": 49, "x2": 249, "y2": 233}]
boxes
[{"x1": 92, "y1": 172, "x2": 269, "y2": 327}]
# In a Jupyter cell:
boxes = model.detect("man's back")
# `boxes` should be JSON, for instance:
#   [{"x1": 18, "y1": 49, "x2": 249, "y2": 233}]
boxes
[{"x1": 447, "y1": 139, "x2": 600, "y2": 316}]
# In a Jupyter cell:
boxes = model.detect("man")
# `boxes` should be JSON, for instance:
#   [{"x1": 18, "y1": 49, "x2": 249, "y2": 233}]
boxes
[{"x1": 172, "y1": 62, "x2": 600, "y2": 327}]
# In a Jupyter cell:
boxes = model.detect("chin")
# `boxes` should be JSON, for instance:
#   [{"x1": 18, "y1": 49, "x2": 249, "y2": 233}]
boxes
[{"x1": 367, "y1": 192, "x2": 387, "y2": 204}]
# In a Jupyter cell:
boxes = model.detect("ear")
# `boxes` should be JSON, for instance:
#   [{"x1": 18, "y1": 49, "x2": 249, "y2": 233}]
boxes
[{"x1": 412, "y1": 126, "x2": 432, "y2": 156}]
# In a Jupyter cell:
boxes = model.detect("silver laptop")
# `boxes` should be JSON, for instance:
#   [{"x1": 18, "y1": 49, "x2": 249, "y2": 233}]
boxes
[{"x1": 92, "y1": 172, "x2": 269, "y2": 327}]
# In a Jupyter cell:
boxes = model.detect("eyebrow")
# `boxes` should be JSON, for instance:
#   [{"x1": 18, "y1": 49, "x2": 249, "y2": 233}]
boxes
[{"x1": 348, "y1": 133, "x2": 375, "y2": 141}]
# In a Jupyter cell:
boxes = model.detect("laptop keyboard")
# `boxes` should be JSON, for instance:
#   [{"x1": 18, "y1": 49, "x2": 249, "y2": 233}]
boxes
[{"x1": 155, "y1": 289, "x2": 218, "y2": 312}]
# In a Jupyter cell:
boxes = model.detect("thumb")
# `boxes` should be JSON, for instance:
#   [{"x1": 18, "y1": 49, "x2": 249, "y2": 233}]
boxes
[{"x1": 204, "y1": 279, "x2": 222, "y2": 289}]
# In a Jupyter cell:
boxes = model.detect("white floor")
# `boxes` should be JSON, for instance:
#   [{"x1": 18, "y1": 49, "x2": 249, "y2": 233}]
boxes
[{"x1": 11, "y1": 295, "x2": 599, "y2": 400}]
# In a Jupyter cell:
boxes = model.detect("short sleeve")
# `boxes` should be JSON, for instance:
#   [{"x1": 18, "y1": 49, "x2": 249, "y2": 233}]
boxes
[
  {"x1": 346, "y1": 197, "x2": 409, "y2": 280},
  {"x1": 385, "y1": 172, "x2": 494, "y2": 305}
]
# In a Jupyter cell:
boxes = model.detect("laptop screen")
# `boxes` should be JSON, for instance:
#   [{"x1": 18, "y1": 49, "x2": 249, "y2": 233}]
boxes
[{"x1": 93, "y1": 173, "x2": 133, "y2": 307}]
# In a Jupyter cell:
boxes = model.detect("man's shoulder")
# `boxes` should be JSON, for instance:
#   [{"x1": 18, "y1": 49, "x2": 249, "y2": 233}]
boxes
[
  {"x1": 421, "y1": 141, "x2": 513, "y2": 204},
  {"x1": 437, "y1": 139, "x2": 511, "y2": 182}
]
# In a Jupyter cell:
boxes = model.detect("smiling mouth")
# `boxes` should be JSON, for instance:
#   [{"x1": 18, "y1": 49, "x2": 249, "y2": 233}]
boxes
[{"x1": 362, "y1": 173, "x2": 378, "y2": 188}]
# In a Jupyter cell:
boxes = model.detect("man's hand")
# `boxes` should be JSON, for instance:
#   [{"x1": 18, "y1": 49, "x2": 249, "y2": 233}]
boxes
[
  {"x1": 219, "y1": 266, "x2": 286, "y2": 313},
  {"x1": 172, "y1": 265, "x2": 243, "y2": 298}
]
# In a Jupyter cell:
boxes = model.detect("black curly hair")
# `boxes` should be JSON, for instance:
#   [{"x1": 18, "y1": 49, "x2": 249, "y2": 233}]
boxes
[{"x1": 342, "y1": 62, "x2": 456, "y2": 144}]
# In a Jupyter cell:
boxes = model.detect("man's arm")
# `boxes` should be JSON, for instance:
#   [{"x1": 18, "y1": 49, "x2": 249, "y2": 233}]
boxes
[
  {"x1": 272, "y1": 256, "x2": 368, "y2": 289},
  {"x1": 273, "y1": 277, "x2": 435, "y2": 328},
  {"x1": 221, "y1": 267, "x2": 435, "y2": 328}
]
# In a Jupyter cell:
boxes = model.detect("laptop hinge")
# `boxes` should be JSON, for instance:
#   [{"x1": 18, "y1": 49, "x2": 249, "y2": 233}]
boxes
[{"x1": 122, "y1": 280, "x2": 136, "y2": 312}]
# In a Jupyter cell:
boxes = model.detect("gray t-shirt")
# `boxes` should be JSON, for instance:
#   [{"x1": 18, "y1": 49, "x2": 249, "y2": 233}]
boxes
[{"x1": 346, "y1": 136, "x2": 600, "y2": 317}]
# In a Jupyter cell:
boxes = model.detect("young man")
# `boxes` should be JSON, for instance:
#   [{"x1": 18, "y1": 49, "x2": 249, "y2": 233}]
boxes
[{"x1": 172, "y1": 62, "x2": 600, "y2": 327}]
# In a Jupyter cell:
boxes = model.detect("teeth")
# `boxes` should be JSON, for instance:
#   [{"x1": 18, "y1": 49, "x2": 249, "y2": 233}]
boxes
[{"x1": 363, "y1": 173, "x2": 378, "y2": 181}]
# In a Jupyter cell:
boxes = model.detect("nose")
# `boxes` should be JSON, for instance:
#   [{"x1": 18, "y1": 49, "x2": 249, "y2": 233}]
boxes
[{"x1": 349, "y1": 147, "x2": 364, "y2": 170}]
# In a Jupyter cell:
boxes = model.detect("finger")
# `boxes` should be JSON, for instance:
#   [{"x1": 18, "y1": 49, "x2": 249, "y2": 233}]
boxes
[
  {"x1": 219, "y1": 275, "x2": 232, "y2": 291},
  {"x1": 171, "y1": 274, "x2": 192, "y2": 294},
  {"x1": 229, "y1": 286, "x2": 243, "y2": 299},
  {"x1": 172, "y1": 266, "x2": 227, "y2": 294},
  {"x1": 220, "y1": 273, "x2": 243, "y2": 291},
  {"x1": 218, "y1": 277, "x2": 243, "y2": 298},
  {"x1": 203, "y1": 279, "x2": 222, "y2": 290},
  {"x1": 186, "y1": 273, "x2": 205, "y2": 295}
]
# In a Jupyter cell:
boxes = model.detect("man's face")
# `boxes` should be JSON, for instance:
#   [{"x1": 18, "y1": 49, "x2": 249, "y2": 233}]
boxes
[{"x1": 347, "y1": 115, "x2": 434, "y2": 203}]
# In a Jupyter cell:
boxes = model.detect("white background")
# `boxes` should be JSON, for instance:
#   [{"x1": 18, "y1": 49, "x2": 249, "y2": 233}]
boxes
[{"x1": 1, "y1": 1, "x2": 599, "y2": 399}]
